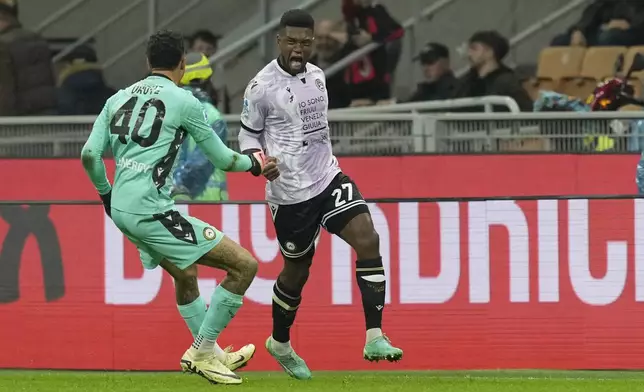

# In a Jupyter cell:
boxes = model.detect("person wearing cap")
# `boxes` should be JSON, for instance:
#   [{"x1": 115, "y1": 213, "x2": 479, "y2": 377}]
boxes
[
  {"x1": 452, "y1": 30, "x2": 532, "y2": 112},
  {"x1": 171, "y1": 52, "x2": 229, "y2": 201},
  {"x1": 406, "y1": 42, "x2": 456, "y2": 103},
  {"x1": 188, "y1": 29, "x2": 230, "y2": 113},
  {"x1": 0, "y1": 0, "x2": 57, "y2": 115}
]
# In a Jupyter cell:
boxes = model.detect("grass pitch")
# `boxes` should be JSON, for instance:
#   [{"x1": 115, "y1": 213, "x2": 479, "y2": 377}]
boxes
[{"x1": 2, "y1": 370, "x2": 644, "y2": 391}]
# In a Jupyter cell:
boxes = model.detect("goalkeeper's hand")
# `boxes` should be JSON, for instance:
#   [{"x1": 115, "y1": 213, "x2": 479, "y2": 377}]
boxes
[
  {"x1": 246, "y1": 150, "x2": 267, "y2": 177},
  {"x1": 99, "y1": 190, "x2": 112, "y2": 218}
]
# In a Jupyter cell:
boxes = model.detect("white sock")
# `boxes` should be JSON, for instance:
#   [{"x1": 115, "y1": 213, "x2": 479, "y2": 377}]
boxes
[
  {"x1": 366, "y1": 328, "x2": 383, "y2": 344},
  {"x1": 214, "y1": 342, "x2": 227, "y2": 362},
  {"x1": 270, "y1": 337, "x2": 293, "y2": 355},
  {"x1": 192, "y1": 334, "x2": 216, "y2": 358}
]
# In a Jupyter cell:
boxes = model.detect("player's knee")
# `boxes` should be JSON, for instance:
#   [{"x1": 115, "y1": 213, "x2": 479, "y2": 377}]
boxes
[
  {"x1": 280, "y1": 258, "x2": 312, "y2": 291},
  {"x1": 353, "y1": 228, "x2": 380, "y2": 256},
  {"x1": 234, "y1": 254, "x2": 258, "y2": 285}
]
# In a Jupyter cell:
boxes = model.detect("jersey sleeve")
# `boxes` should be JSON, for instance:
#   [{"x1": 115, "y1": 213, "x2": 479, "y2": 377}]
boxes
[
  {"x1": 182, "y1": 95, "x2": 253, "y2": 172},
  {"x1": 181, "y1": 95, "x2": 219, "y2": 143},
  {"x1": 240, "y1": 79, "x2": 267, "y2": 134},
  {"x1": 80, "y1": 103, "x2": 112, "y2": 195}
]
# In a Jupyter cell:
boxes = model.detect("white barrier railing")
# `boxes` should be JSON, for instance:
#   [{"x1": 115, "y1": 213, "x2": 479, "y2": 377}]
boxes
[
  {"x1": 3, "y1": 109, "x2": 644, "y2": 156},
  {"x1": 329, "y1": 96, "x2": 522, "y2": 114}
]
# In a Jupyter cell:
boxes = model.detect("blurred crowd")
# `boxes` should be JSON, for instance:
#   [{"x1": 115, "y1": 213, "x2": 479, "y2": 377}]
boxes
[{"x1": 0, "y1": 0, "x2": 642, "y2": 117}]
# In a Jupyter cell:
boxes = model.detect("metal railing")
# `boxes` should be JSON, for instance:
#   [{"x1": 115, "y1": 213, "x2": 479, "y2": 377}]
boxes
[
  {"x1": 330, "y1": 96, "x2": 521, "y2": 114},
  {"x1": 102, "y1": 0, "x2": 204, "y2": 69},
  {"x1": 52, "y1": 0, "x2": 148, "y2": 63},
  {"x1": 3, "y1": 111, "x2": 644, "y2": 157},
  {"x1": 35, "y1": 0, "x2": 90, "y2": 34},
  {"x1": 323, "y1": 0, "x2": 457, "y2": 78},
  {"x1": 0, "y1": 113, "x2": 425, "y2": 157}
]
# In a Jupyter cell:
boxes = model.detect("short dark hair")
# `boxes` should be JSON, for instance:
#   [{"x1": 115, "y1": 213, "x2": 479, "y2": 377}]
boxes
[
  {"x1": 146, "y1": 29, "x2": 185, "y2": 70},
  {"x1": 189, "y1": 29, "x2": 220, "y2": 47},
  {"x1": 0, "y1": 0, "x2": 17, "y2": 18},
  {"x1": 469, "y1": 30, "x2": 509, "y2": 61},
  {"x1": 279, "y1": 9, "x2": 315, "y2": 30}
]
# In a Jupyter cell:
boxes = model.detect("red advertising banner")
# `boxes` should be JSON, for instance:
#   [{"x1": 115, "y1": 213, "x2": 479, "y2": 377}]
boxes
[
  {"x1": 2, "y1": 199, "x2": 644, "y2": 371},
  {"x1": 0, "y1": 154, "x2": 640, "y2": 200}
]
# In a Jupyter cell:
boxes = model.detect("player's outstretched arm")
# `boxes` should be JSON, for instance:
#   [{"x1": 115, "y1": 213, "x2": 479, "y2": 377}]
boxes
[
  {"x1": 183, "y1": 97, "x2": 265, "y2": 176},
  {"x1": 81, "y1": 107, "x2": 112, "y2": 196},
  {"x1": 196, "y1": 134, "x2": 265, "y2": 175}
]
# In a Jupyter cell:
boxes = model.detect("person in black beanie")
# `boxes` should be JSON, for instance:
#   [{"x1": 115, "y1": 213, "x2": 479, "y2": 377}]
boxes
[{"x1": 452, "y1": 30, "x2": 533, "y2": 112}]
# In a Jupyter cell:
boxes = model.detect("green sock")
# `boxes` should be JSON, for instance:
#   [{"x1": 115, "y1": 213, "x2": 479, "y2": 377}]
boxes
[
  {"x1": 193, "y1": 285, "x2": 243, "y2": 350},
  {"x1": 177, "y1": 296, "x2": 206, "y2": 338}
]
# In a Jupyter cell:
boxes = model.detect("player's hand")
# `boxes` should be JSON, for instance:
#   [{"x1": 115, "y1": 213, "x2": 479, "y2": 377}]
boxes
[
  {"x1": 262, "y1": 156, "x2": 280, "y2": 181},
  {"x1": 247, "y1": 150, "x2": 267, "y2": 177},
  {"x1": 99, "y1": 190, "x2": 112, "y2": 218}
]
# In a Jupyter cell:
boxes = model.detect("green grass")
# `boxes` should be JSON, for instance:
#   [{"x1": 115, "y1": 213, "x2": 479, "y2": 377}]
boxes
[{"x1": 2, "y1": 370, "x2": 644, "y2": 391}]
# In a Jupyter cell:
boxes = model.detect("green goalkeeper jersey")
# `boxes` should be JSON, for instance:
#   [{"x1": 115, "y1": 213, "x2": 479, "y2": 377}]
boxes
[{"x1": 81, "y1": 74, "x2": 252, "y2": 215}]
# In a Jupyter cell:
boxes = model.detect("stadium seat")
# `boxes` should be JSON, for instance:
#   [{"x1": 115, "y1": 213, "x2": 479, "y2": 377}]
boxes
[
  {"x1": 623, "y1": 46, "x2": 644, "y2": 75},
  {"x1": 628, "y1": 78, "x2": 643, "y2": 98},
  {"x1": 581, "y1": 46, "x2": 627, "y2": 79},
  {"x1": 525, "y1": 47, "x2": 586, "y2": 94},
  {"x1": 619, "y1": 104, "x2": 644, "y2": 111},
  {"x1": 559, "y1": 46, "x2": 627, "y2": 99}
]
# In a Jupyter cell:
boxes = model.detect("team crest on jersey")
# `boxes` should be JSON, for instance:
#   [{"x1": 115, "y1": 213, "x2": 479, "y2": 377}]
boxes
[
  {"x1": 202, "y1": 109, "x2": 209, "y2": 122},
  {"x1": 315, "y1": 78, "x2": 325, "y2": 92},
  {"x1": 285, "y1": 241, "x2": 297, "y2": 252},
  {"x1": 203, "y1": 227, "x2": 217, "y2": 241}
]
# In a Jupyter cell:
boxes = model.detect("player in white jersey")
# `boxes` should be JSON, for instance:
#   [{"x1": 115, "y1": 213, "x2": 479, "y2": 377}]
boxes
[{"x1": 238, "y1": 9, "x2": 403, "y2": 380}]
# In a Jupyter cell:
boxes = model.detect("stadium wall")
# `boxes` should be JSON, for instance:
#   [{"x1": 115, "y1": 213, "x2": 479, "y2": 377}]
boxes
[{"x1": 1, "y1": 154, "x2": 643, "y2": 371}]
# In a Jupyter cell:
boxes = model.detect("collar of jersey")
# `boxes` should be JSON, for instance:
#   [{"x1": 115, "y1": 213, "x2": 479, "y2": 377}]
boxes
[
  {"x1": 273, "y1": 59, "x2": 308, "y2": 79},
  {"x1": 147, "y1": 73, "x2": 174, "y2": 83}
]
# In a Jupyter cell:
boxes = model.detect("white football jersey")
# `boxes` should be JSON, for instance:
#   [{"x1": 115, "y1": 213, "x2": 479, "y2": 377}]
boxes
[{"x1": 240, "y1": 60, "x2": 341, "y2": 205}]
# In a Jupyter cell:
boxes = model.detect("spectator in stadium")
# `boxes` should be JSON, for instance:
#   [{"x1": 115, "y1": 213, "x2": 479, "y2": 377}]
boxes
[
  {"x1": 188, "y1": 29, "x2": 230, "y2": 113},
  {"x1": 189, "y1": 29, "x2": 220, "y2": 57},
  {"x1": 56, "y1": 45, "x2": 116, "y2": 115},
  {"x1": 405, "y1": 42, "x2": 456, "y2": 103},
  {"x1": 171, "y1": 52, "x2": 229, "y2": 201},
  {"x1": 341, "y1": 0, "x2": 404, "y2": 106},
  {"x1": 551, "y1": 0, "x2": 644, "y2": 47},
  {"x1": 0, "y1": 0, "x2": 57, "y2": 116},
  {"x1": 452, "y1": 30, "x2": 533, "y2": 112},
  {"x1": 310, "y1": 19, "x2": 351, "y2": 109}
]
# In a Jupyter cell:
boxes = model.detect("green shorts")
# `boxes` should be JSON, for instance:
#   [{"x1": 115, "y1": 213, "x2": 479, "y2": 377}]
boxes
[{"x1": 111, "y1": 208, "x2": 224, "y2": 270}]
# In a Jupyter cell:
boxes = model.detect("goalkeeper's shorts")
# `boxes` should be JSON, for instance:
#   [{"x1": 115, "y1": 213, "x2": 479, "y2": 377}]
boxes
[{"x1": 111, "y1": 208, "x2": 224, "y2": 270}]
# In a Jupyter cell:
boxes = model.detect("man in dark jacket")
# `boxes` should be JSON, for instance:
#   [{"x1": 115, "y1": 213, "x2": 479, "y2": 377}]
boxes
[
  {"x1": 406, "y1": 42, "x2": 456, "y2": 102},
  {"x1": 310, "y1": 19, "x2": 351, "y2": 109},
  {"x1": 551, "y1": 0, "x2": 644, "y2": 47},
  {"x1": 0, "y1": 0, "x2": 57, "y2": 116},
  {"x1": 56, "y1": 45, "x2": 116, "y2": 116},
  {"x1": 341, "y1": 0, "x2": 404, "y2": 106},
  {"x1": 452, "y1": 30, "x2": 533, "y2": 112}
]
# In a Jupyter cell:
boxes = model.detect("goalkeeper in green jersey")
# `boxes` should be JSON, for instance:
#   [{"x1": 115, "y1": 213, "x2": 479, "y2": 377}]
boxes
[
  {"x1": 80, "y1": 30, "x2": 277, "y2": 385},
  {"x1": 172, "y1": 52, "x2": 229, "y2": 201}
]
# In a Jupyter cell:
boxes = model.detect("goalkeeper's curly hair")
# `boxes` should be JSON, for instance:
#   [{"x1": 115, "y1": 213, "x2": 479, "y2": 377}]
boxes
[{"x1": 146, "y1": 29, "x2": 185, "y2": 70}]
